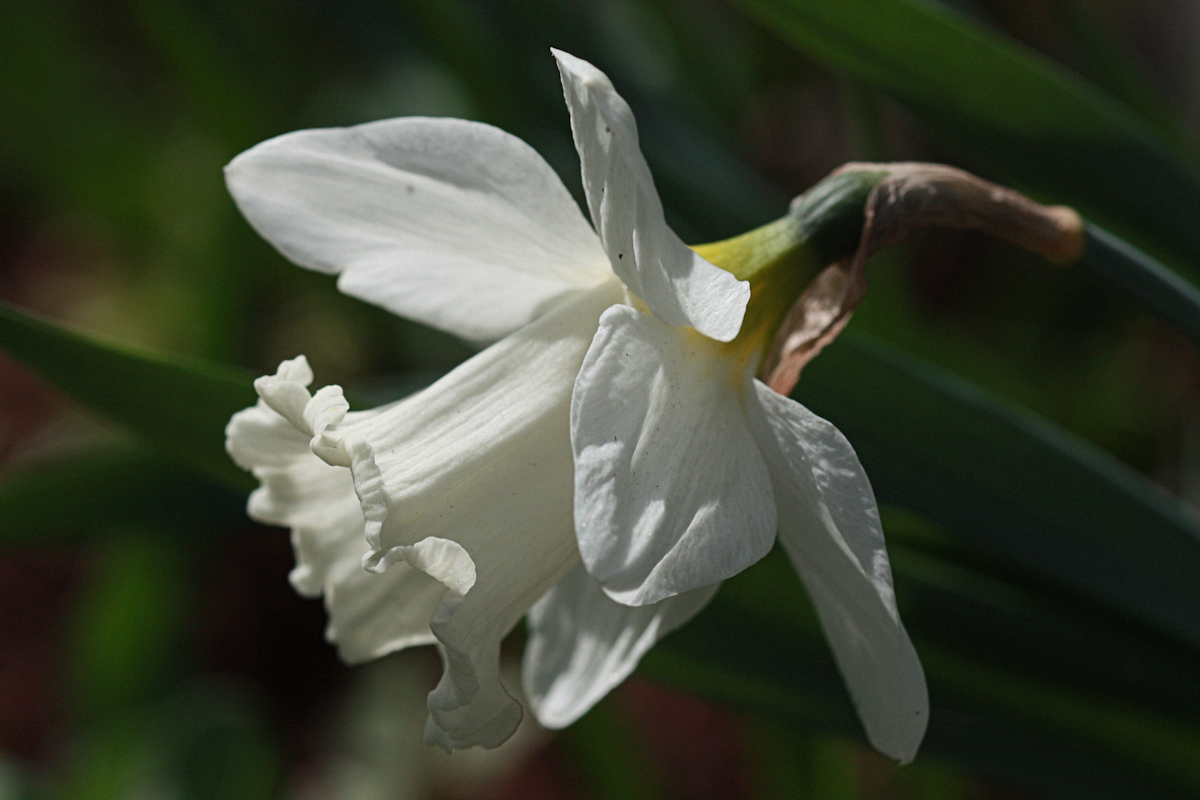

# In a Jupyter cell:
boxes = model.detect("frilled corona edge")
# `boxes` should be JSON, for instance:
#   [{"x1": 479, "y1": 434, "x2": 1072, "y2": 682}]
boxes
[
  {"x1": 224, "y1": 357, "x2": 444, "y2": 665},
  {"x1": 224, "y1": 281, "x2": 630, "y2": 750},
  {"x1": 226, "y1": 356, "x2": 522, "y2": 749}
]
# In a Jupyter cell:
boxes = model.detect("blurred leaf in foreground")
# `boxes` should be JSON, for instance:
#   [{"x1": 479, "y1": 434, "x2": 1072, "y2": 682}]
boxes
[
  {"x1": 733, "y1": 0, "x2": 1200, "y2": 274},
  {"x1": 799, "y1": 332, "x2": 1200, "y2": 650},
  {"x1": 0, "y1": 301, "x2": 255, "y2": 491},
  {"x1": 0, "y1": 445, "x2": 244, "y2": 545}
]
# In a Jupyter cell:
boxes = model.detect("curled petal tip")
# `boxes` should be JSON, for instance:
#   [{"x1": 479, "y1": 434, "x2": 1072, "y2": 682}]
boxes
[
  {"x1": 698, "y1": 276, "x2": 751, "y2": 343},
  {"x1": 551, "y1": 48, "x2": 606, "y2": 84}
]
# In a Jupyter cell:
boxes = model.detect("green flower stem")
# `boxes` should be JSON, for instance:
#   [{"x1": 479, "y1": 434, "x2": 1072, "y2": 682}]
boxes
[
  {"x1": 695, "y1": 168, "x2": 887, "y2": 350},
  {"x1": 698, "y1": 164, "x2": 1200, "y2": 356}
]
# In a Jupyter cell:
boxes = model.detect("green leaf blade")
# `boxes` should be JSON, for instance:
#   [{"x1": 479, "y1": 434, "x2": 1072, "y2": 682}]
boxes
[
  {"x1": 0, "y1": 301, "x2": 255, "y2": 492},
  {"x1": 1082, "y1": 223, "x2": 1200, "y2": 346},
  {"x1": 648, "y1": 542, "x2": 1200, "y2": 799},
  {"x1": 0, "y1": 445, "x2": 244, "y2": 545},
  {"x1": 734, "y1": 0, "x2": 1200, "y2": 272},
  {"x1": 796, "y1": 332, "x2": 1200, "y2": 649}
]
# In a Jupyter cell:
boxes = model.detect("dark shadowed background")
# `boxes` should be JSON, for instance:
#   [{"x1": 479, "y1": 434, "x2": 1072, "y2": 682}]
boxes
[{"x1": 3, "y1": 1, "x2": 1200, "y2": 798}]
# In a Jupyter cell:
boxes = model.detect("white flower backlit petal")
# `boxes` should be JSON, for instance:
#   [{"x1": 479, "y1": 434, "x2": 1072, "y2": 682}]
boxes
[
  {"x1": 225, "y1": 117, "x2": 612, "y2": 343},
  {"x1": 748, "y1": 382, "x2": 928, "y2": 763},
  {"x1": 523, "y1": 563, "x2": 718, "y2": 728},
  {"x1": 306, "y1": 280, "x2": 623, "y2": 749},
  {"x1": 553, "y1": 49, "x2": 749, "y2": 342},
  {"x1": 572, "y1": 305, "x2": 776, "y2": 606}
]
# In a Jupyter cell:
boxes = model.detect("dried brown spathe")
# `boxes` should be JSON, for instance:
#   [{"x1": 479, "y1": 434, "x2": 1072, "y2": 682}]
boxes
[{"x1": 764, "y1": 163, "x2": 1084, "y2": 394}]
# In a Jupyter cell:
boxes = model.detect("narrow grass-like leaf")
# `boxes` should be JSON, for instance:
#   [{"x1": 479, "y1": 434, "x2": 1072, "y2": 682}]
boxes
[
  {"x1": 0, "y1": 445, "x2": 244, "y2": 544},
  {"x1": 1082, "y1": 223, "x2": 1200, "y2": 346},
  {"x1": 732, "y1": 0, "x2": 1200, "y2": 273},
  {"x1": 1040, "y1": 0, "x2": 1190, "y2": 147},
  {"x1": 647, "y1": 544, "x2": 1200, "y2": 799},
  {"x1": 0, "y1": 301, "x2": 255, "y2": 492},
  {"x1": 795, "y1": 332, "x2": 1200, "y2": 649}
]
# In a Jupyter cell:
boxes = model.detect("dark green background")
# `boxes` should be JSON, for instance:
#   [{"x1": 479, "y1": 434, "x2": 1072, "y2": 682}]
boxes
[{"x1": 3, "y1": 1, "x2": 1200, "y2": 798}]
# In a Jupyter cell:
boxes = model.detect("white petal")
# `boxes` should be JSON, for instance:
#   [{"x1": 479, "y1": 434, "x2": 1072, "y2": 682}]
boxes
[
  {"x1": 571, "y1": 304, "x2": 776, "y2": 606},
  {"x1": 553, "y1": 49, "x2": 749, "y2": 343},
  {"x1": 225, "y1": 359, "x2": 442, "y2": 664},
  {"x1": 306, "y1": 280, "x2": 624, "y2": 749},
  {"x1": 321, "y1": 561, "x2": 446, "y2": 664},
  {"x1": 523, "y1": 564, "x2": 718, "y2": 728},
  {"x1": 747, "y1": 381, "x2": 928, "y2": 763},
  {"x1": 226, "y1": 117, "x2": 611, "y2": 343}
]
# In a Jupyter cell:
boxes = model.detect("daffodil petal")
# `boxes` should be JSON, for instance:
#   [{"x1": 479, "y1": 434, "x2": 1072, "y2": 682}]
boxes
[
  {"x1": 748, "y1": 381, "x2": 928, "y2": 763},
  {"x1": 553, "y1": 49, "x2": 749, "y2": 343},
  {"x1": 321, "y1": 560, "x2": 447, "y2": 665},
  {"x1": 225, "y1": 117, "x2": 611, "y2": 343},
  {"x1": 225, "y1": 357, "x2": 441, "y2": 665},
  {"x1": 301, "y1": 281, "x2": 623, "y2": 749},
  {"x1": 523, "y1": 563, "x2": 718, "y2": 728},
  {"x1": 571, "y1": 305, "x2": 776, "y2": 606}
]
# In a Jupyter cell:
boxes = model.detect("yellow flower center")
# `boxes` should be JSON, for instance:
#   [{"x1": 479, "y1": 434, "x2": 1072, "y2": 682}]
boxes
[{"x1": 692, "y1": 216, "x2": 821, "y2": 373}]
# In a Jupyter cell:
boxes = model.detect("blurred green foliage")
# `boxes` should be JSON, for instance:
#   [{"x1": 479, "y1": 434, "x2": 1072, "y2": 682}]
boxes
[{"x1": 3, "y1": 0, "x2": 1200, "y2": 798}]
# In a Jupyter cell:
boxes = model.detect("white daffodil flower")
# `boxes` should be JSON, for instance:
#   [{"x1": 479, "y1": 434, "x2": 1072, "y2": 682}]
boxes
[{"x1": 224, "y1": 49, "x2": 926, "y2": 762}]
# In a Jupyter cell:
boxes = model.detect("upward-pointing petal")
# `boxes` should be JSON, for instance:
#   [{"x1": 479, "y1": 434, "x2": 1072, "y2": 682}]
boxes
[
  {"x1": 747, "y1": 381, "x2": 928, "y2": 763},
  {"x1": 226, "y1": 117, "x2": 611, "y2": 344},
  {"x1": 553, "y1": 49, "x2": 749, "y2": 342}
]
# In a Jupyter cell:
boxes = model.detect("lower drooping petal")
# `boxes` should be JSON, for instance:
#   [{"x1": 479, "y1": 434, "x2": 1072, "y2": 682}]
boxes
[
  {"x1": 747, "y1": 381, "x2": 928, "y2": 763},
  {"x1": 304, "y1": 281, "x2": 624, "y2": 749},
  {"x1": 523, "y1": 563, "x2": 719, "y2": 728},
  {"x1": 225, "y1": 357, "x2": 442, "y2": 664},
  {"x1": 571, "y1": 304, "x2": 777, "y2": 606}
]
